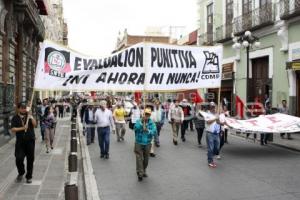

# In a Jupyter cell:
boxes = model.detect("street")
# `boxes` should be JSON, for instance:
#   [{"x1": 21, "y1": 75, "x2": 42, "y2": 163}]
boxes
[{"x1": 87, "y1": 124, "x2": 300, "y2": 200}]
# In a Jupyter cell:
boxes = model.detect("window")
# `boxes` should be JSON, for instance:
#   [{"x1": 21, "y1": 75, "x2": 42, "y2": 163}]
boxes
[
  {"x1": 243, "y1": 0, "x2": 252, "y2": 14},
  {"x1": 226, "y1": 0, "x2": 233, "y2": 24}
]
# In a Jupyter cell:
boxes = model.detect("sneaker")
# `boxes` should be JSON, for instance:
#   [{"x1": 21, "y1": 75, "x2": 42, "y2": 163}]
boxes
[
  {"x1": 15, "y1": 175, "x2": 23, "y2": 183},
  {"x1": 143, "y1": 173, "x2": 148, "y2": 178},
  {"x1": 105, "y1": 154, "x2": 109, "y2": 159},
  {"x1": 181, "y1": 137, "x2": 186, "y2": 142},
  {"x1": 51, "y1": 146, "x2": 54, "y2": 150},
  {"x1": 216, "y1": 155, "x2": 221, "y2": 160},
  {"x1": 26, "y1": 179, "x2": 32, "y2": 184},
  {"x1": 208, "y1": 163, "x2": 216, "y2": 168},
  {"x1": 46, "y1": 148, "x2": 49, "y2": 153}
]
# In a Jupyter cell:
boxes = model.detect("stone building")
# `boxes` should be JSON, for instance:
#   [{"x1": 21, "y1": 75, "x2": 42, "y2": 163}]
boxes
[{"x1": 0, "y1": 0, "x2": 48, "y2": 136}]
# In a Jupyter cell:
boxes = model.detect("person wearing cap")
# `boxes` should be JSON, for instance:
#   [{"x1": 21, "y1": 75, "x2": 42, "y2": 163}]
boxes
[
  {"x1": 203, "y1": 102, "x2": 221, "y2": 168},
  {"x1": 113, "y1": 102, "x2": 127, "y2": 142},
  {"x1": 10, "y1": 102, "x2": 37, "y2": 184},
  {"x1": 94, "y1": 100, "x2": 115, "y2": 159},
  {"x1": 168, "y1": 100, "x2": 184, "y2": 145},
  {"x1": 134, "y1": 108, "x2": 157, "y2": 181}
]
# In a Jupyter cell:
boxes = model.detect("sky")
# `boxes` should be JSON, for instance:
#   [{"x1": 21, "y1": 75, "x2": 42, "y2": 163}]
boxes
[{"x1": 62, "y1": 0, "x2": 198, "y2": 56}]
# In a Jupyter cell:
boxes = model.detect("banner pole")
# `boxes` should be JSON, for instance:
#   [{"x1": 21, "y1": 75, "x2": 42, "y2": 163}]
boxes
[
  {"x1": 217, "y1": 87, "x2": 221, "y2": 114},
  {"x1": 25, "y1": 89, "x2": 36, "y2": 130}
]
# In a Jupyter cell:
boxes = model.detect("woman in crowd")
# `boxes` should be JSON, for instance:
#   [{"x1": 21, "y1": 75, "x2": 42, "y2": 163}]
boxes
[{"x1": 44, "y1": 106, "x2": 56, "y2": 153}]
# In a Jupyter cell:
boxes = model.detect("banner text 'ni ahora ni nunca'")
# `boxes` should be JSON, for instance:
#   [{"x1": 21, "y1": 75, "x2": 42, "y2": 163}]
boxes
[{"x1": 34, "y1": 41, "x2": 223, "y2": 91}]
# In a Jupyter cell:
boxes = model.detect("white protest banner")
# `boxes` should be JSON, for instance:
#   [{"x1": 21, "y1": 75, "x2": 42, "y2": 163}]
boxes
[
  {"x1": 34, "y1": 41, "x2": 222, "y2": 91},
  {"x1": 200, "y1": 112, "x2": 300, "y2": 133}
]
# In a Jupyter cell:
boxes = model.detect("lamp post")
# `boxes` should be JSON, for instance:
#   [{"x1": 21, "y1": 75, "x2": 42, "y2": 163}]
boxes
[{"x1": 232, "y1": 31, "x2": 260, "y2": 102}]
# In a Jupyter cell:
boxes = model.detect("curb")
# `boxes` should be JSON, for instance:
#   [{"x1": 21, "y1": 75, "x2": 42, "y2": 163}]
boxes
[
  {"x1": 78, "y1": 119, "x2": 101, "y2": 200},
  {"x1": 230, "y1": 131, "x2": 300, "y2": 152}
]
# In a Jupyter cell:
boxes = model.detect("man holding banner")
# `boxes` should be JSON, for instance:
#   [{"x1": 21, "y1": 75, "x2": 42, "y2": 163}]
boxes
[{"x1": 204, "y1": 102, "x2": 221, "y2": 168}]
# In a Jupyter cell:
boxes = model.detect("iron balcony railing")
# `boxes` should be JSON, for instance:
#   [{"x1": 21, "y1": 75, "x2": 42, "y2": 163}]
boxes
[
  {"x1": 198, "y1": 32, "x2": 214, "y2": 46},
  {"x1": 279, "y1": 0, "x2": 300, "y2": 20},
  {"x1": 233, "y1": 3, "x2": 275, "y2": 35},
  {"x1": 14, "y1": 0, "x2": 45, "y2": 40},
  {"x1": 215, "y1": 23, "x2": 233, "y2": 43}
]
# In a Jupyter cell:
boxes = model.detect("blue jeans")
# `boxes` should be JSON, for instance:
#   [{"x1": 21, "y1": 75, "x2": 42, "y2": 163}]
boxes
[
  {"x1": 86, "y1": 125, "x2": 95, "y2": 145},
  {"x1": 206, "y1": 131, "x2": 220, "y2": 164},
  {"x1": 40, "y1": 122, "x2": 45, "y2": 141},
  {"x1": 97, "y1": 127, "x2": 110, "y2": 156}
]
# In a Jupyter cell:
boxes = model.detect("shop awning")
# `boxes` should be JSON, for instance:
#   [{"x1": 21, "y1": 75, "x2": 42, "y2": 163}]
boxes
[{"x1": 286, "y1": 61, "x2": 300, "y2": 70}]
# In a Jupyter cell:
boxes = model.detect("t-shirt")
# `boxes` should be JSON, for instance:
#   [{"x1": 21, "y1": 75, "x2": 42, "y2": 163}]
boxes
[
  {"x1": 204, "y1": 112, "x2": 221, "y2": 135},
  {"x1": 11, "y1": 115, "x2": 35, "y2": 141},
  {"x1": 113, "y1": 107, "x2": 126, "y2": 123}
]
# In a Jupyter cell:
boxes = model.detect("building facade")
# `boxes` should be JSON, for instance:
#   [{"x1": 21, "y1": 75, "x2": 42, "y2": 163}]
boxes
[
  {"x1": 198, "y1": 0, "x2": 300, "y2": 117},
  {"x1": 0, "y1": 0, "x2": 47, "y2": 136},
  {"x1": 39, "y1": 0, "x2": 68, "y2": 99}
]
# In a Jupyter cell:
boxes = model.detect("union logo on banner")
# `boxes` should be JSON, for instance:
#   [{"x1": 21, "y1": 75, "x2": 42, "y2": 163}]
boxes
[
  {"x1": 202, "y1": 51, "x2": 220, "y2": 74},
  {"x1": 44, "y1": 47, "x2": 71, "y2": 78}
]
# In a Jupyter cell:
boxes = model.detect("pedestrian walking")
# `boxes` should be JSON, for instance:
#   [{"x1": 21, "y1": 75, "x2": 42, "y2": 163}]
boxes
[
  {"x1": 278, "y1": 100, "x2": 292, "y2": 139},
  {"x1": 204, "y1": 102, "x2": 221, "y2": 168},
  {"x1": 168, "y1": 100, "x2": 184, "y2": 145},
  {"x1": 134, "y1": 108, "x2": 157, "y2": 181},
  {"x1": 44, "y1": 106, "x2": 56, "y2": 153},
  {"x1": 94, "y1": 100, "x2": 115, "y2": 159},
  {"x1": 194, "y1": 105, "x2": 205, "y2": 147},
  {"x1": 84, "y1": 104, "x2": 96, "y2": 145},
  {"x1": 113, "y1": 102, "x2": 127, "y2": 141},
  {"x1": 37, "y1": 99, "x2": 48, "y2": 141},
  {"x1": 179, "y1": 99, "x2": 192, "y2": 142},
  {"x1": 151, "y1": 101, "x2": 165, "y2": 147},
  {"x1": 129, "y1": 102, "x2": 141, "y2": 130},
  {"x1": 11, "y1": 102, "x2": 37, "y2": 184}
]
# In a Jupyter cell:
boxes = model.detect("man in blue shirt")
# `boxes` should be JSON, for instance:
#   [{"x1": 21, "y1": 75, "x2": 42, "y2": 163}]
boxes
[{"x1": 134, "y1": 108, "x2": 157, "y2": 181}]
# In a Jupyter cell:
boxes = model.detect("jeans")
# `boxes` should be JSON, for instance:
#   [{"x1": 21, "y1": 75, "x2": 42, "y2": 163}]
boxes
[
  {"x1": 97, "y1": 127, "x2": 110, "y2": 156},
  {"x1": 154, "y1": 122, "x2": 162, "y2": 144},
  {"x1": 40, "y1": 122, "x2": 45, "y2": 141},
  {"x1": 196, "y1": 128, "x2": 204, "y2": 145},
  {"x1": 181, "y1": 120, "x2": 189, "y2": 139},
  {"x1": 86, "y1": 125, "x2": 95, "y2": 145},
  {"x1": 206, "y1": 131, "x2": 220, "y2": 164}
]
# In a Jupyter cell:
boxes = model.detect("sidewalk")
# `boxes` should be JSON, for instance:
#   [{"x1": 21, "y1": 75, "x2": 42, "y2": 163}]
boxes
[
  {"x1": 0, "y1": 117, "x2": 71, "y2": 200},
  {"x1": 231, "y1": 130, "x2": 300, "y2": 151}
]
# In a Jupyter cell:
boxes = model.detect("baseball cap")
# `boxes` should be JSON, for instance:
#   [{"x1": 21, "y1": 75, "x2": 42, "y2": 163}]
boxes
[
  {"x1": 17, "y1": 102, "x2": 27, "y2": 108},
  {"x1": 144, "y1": 108, "x2": 152, "y2": 115}
]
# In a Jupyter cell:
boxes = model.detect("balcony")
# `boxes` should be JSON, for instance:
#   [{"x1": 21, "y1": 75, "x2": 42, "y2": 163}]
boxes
[
  {"x1": 198, "y1": 32, "x2": 214, "y2": 46},
  {"x1": 280, "y1": 0, "x2": 300, "y2": 20},
  {"x1": 14, "y1": 0, "x2": 45, "y2": 40},
  {"x1": 233, "y1": 3, "x2": 275, "y2": 35},
  {"x1": 215, "y1": 23, "x2": 233, "y2": 43}
]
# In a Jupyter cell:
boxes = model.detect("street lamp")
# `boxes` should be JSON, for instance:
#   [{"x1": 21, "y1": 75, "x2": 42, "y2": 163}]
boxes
[{"x1": 232, "y1": 30, "x2": 260, "y2": 102}]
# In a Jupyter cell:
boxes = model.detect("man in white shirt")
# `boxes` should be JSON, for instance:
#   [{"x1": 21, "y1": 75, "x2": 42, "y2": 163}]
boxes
[
  {"x1": 94, "y1": 100, "x2": 115, "y2": 159},
  {"x1": 204, "y1": 102, "x2": 221, "y2": 168}
]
